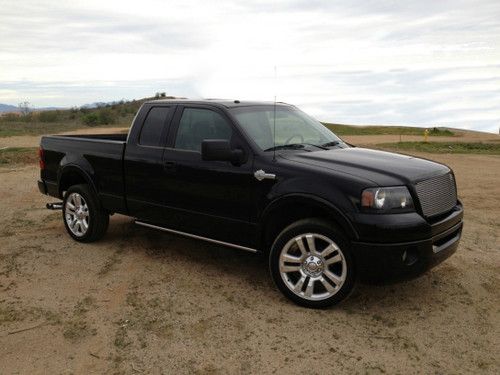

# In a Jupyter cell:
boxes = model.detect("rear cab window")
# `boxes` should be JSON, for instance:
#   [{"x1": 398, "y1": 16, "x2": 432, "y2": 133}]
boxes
[{"x1": 139, "y1": 106, "x2": 173, "y2": 147}]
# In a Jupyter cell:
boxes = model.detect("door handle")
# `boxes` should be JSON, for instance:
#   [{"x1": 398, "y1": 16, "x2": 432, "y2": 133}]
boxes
[
  {"x1": 254, "y1": 169, "x2": 276, "y2": 181},
  {"x1": 164, "y1": 161, "x2": 177, "y2": 173}
]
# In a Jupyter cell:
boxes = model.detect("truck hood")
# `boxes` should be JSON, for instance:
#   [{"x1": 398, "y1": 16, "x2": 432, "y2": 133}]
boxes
[{"x1": 281, "y1": 147, "x2": 450, "y2": 186}]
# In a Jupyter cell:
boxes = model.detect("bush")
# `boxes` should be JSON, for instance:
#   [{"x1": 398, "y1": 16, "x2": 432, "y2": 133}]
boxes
[
  {"x1": 82, "y1": 113, "x2": 99, "y2": 126},
  {"x1": 20, "y1": 113, "x2": 34, "y2": 122},
  {"x1": 81, "y1": 109, "x2": 116, "y2": 126},
  {"x1": 97, "y1": 109, "x2": 115, "y2": 124},
  {"x1": 38, "y1": 111, "x2": 59, "y2": 123},
  {"x1": 428, "y1": 127, "x2": 454, "y2": 136}
]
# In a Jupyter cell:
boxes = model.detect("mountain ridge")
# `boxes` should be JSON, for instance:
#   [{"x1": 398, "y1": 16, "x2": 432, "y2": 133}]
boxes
[{"x1": 0, "y1": 103, "x2": 65, "y2": 113}]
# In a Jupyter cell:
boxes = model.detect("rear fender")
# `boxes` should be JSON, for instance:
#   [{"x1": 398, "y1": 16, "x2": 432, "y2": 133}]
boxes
[{"x1": 57, "y1": 162, "x2": 97, "y2": 198}]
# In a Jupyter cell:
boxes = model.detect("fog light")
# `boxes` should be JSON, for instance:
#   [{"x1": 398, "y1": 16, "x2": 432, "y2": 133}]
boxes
[{"x1": 402, "y1": 248, "x2": 418, "y2": 266}]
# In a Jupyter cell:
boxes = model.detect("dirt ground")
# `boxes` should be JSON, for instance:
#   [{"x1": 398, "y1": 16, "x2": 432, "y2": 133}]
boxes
[
  {"x1": 0, "y1": 133, "x2": 499, "y2": 374},
  {"x1": 341, "y1": 131, "x2": 500, "y2": 146}
]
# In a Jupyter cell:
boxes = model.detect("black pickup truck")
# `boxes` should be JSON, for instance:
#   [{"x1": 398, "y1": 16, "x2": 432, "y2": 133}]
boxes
[{"x1": 38, "y1": 99, "x2": 463, "y2": 307}]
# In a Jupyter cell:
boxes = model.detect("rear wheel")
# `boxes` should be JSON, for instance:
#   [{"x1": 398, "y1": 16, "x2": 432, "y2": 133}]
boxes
[
  {"x1": 62, "y1": 184, "x2": 109, "y2": 242},
  {"x1": 269, "y1": 218, "x2": 355, "y2": 308}
]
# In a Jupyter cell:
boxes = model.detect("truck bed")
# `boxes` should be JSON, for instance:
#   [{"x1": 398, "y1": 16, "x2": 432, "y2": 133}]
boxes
[
  {"x1": 58, "y1": 133, "x2": 128, "y2": 142},
  {"x1": 40, "y1": 133, "x2": 128, "y2": 214}
]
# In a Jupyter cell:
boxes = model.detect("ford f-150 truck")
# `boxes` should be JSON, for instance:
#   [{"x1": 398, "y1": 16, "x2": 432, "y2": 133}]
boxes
[{"x1": 38, "y1": 99, "x2": 463, "y2": 308}]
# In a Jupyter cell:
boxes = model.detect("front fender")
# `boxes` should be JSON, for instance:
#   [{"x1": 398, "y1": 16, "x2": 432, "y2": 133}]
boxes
[{"x1": 261, "y1": 193, "x2": 359, "y2": 241}]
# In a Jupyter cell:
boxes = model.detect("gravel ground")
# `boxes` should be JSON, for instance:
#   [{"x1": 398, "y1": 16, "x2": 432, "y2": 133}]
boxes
[{"x1": 0, "y1": 137, "x2": 499, "y2": 374}]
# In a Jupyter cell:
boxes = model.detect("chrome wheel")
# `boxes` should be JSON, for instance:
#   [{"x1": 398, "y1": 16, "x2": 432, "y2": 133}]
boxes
[
  {"x1": 64, "y1": 192, "x2": 90, "y2": 237},
  {"x1": 279, "y1": 233, "x2": 347, "y2": 301}
]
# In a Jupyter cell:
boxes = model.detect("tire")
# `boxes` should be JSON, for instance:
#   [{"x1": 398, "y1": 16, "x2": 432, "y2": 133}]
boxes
[
  {"x1": 62, "y1": 184, "x2": 109, "y2": 243},
  {"x1": 269, "y1": 218, "x2": 355, "y2": 308}
]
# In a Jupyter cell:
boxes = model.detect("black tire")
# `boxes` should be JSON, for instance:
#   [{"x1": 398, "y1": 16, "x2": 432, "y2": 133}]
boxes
[
  {"x1": 62, "y1": 184, "x2": 109, "y2": 243},
  {"x1": 269, "y1": 218, "x2": 355, "y2": 308}
]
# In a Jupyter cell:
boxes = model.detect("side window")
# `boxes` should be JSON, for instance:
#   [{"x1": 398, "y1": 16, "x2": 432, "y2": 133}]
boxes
[
  {"x1": 174, "y1": 108, "x2": 232, "y2": 152},
  {"x1": 139, "y1": 107, "x2": 171, "y2": 147}
]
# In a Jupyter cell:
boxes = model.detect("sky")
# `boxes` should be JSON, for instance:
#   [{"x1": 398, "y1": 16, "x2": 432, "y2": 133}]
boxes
[{"x1": 1, "y1": 0, "x2": 499, "y2": 133}]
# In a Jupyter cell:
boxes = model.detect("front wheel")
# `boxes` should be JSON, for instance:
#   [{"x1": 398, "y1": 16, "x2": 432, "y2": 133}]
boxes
[
  {"x1": 62, "y1": 184, "x2": 109, "y2": 242},
  {"x1": 269, "y1": 218, "x2": 355, "y2": 308}
]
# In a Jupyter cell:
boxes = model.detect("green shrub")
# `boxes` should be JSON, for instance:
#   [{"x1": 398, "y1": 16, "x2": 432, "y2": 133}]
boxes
[
  {"x1": 97, "y1": 109, "x2": 115, "y2": 125},
  {"x1": 20, "y1": 113, "x2": 34, "y2": 122},
  {"x1": 82, "y1": 113, "x2": 99, "y2": 126},
  {"x1": 428, "y1": 127, "x2": 454, "y2": 136},
  {"x1": 81, "y1": 109, "x2": 116, "y2": 126}
]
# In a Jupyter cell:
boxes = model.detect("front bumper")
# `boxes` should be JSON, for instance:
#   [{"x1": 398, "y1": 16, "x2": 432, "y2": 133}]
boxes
[{"x1": 351, "y1": 204, "x2": 463, "y2": 282}]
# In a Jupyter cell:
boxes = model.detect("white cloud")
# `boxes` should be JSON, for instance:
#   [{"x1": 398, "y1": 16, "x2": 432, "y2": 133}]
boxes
[{"x1": 0, "y1": 0, "x2": 499, "y2": 132}]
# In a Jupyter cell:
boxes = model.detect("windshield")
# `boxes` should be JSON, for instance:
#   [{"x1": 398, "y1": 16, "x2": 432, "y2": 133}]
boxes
[{"x1": 231, "y1": 105, "x2": 343, "y2": 151}]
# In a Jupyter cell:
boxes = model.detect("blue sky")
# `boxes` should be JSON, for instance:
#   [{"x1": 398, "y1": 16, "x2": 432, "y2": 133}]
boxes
[{"x1": 1, "y1": 0, "x2": 499, "y2": 132}]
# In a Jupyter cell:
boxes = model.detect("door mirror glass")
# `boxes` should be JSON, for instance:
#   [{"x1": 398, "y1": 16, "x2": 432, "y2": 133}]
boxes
[{"x1": 201, "y1": 139, "x2": 244, "y2": 165}]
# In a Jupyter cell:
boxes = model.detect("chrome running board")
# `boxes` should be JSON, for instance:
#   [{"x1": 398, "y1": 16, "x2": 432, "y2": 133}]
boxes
[{"x1": 135, "y1": 221, "x2": 258, "y2": 253}]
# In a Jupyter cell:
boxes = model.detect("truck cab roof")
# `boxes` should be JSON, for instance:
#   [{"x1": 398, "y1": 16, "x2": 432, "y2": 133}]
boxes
[{"x1": 144, "y1": 99, "x2": 294, "y2": 109}]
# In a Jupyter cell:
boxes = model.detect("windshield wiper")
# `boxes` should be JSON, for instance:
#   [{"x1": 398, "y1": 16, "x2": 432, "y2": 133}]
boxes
[
  {"x1": 264, "y1": 143, "x2": 329, "y2": 152},
  {"x1": 303, "y1": 143, "x2": 329, "y2": 150},
  {"x1": 264, "y1": 144, "x2": 305, "y2": 152},
  {"x1": 320, "y1": 141, "x2": 341, "y2": 148}
]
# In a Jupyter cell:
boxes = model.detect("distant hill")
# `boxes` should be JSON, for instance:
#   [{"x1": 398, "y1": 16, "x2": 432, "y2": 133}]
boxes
[
  {"x1": 0, "y1": 96, "x2": 155, "y2": 137},
  {"x1": 80, "y1": 95, "x2": 179, "y2": 109},
  {"x1": 0, "y1": 103, "x2": 65, "y2": 113},
  {"x1": 0, "y1": 104, "x2": 19, "y2": 113}
]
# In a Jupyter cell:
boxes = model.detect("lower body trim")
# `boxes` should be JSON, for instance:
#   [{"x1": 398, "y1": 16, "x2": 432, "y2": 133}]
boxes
[{"x1": 135, "y1": 221, "x2": 258, "y2": 253}]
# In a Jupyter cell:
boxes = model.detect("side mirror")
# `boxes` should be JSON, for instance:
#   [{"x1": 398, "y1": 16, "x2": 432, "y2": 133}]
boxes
[{"x1": 201, "y1": 139, "x2": 244, "y2": 165}]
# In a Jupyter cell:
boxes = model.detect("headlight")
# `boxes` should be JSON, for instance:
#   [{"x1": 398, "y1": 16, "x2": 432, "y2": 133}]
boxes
[{"x1": 361, "y1": 186, "x2": 414, "y2": 213}]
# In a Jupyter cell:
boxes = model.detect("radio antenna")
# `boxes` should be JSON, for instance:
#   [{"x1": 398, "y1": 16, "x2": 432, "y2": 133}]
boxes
[{"x1": 273, "y1": 65, "x2": 277, "y2": 162}]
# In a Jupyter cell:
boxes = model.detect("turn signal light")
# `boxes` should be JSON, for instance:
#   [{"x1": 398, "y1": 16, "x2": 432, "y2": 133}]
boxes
[{"x1": 361, "y1": 190, "x2": 374, "y2": 207}]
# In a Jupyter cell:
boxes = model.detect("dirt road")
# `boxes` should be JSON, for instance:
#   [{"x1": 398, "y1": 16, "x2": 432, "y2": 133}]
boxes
[{"x1": 1, "y1": 151, "x2": 499, "y2": 374}]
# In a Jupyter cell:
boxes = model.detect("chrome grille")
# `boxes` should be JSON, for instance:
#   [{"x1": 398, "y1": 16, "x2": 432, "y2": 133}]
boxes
[{"x1": 415, "y1": 173, "x2": 457, "y2": 217}]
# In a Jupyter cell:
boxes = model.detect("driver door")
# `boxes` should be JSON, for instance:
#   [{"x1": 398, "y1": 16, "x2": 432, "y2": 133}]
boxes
[{"x1": 161, "y1": 105, "x2": 257, "y2": 248}]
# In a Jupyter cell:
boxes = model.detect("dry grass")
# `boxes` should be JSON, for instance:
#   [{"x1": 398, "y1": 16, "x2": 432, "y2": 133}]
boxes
[
  {"x1": 0, "y1": 147, "x2": 38, "y2": 165},
  {"x1": 323, "y1": 123, "x2": 455, "y2": 136},
  {"x1": 376, "y1": 141, "x2": 500, "y2": 154}
]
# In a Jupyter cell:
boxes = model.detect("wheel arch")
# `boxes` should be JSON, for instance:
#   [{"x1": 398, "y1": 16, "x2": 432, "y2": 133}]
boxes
[
  {"x1": 58, "y1": 165, "x2": 97, "y2": 199},
  {"x1": 260, "y1": 194, "x2": 359, "y2": 252}
]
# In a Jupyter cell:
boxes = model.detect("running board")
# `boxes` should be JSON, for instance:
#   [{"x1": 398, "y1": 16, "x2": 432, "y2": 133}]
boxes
[{"x1": 135, "y1": 221, "x2": 258, "y2": 253}]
